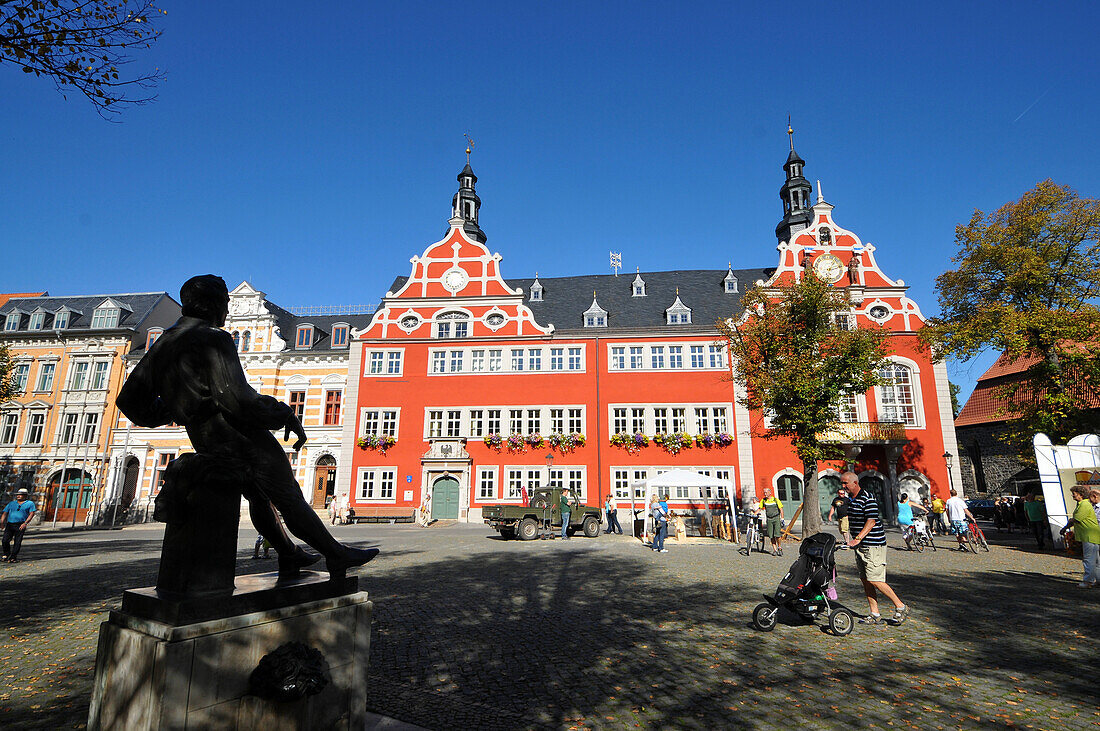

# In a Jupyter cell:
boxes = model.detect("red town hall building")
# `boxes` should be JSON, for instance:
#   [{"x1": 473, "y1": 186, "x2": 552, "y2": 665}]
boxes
[{"x1": 338, "y1": 141, "x2": 961, "y2": 526}]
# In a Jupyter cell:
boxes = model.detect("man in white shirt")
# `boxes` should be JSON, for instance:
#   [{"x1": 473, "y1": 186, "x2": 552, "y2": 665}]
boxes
[{"x1": 945, "y1": 488, "x2": 976, "y2": 551}]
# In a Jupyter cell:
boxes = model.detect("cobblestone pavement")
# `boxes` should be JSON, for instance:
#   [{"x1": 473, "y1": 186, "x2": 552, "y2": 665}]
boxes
[{"x1": 1, "y1": 521, "x2": 1098, "y2": 730}]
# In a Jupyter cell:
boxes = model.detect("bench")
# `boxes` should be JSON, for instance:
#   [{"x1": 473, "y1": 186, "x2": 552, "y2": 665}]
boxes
[{"x1": 346, "y1": 506, "x2": 416, "y2": 524}]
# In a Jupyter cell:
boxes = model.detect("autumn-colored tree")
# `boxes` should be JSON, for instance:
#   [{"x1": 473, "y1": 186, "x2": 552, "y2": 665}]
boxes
[
  {"x1": 0, "y1": 343, "x2": 15, "y2": 402},
  {"x1": 0, "y1": 0, "x2": 165, "y2": 117},
  {"x1": 923, "y1": 180, "x2": 1100, "y2": 455},
  {"x1": 718, "y1": 274, "x2": 890, "y2": 535}
]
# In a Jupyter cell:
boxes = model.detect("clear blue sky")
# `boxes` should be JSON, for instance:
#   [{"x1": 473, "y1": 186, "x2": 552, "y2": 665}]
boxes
[{"x1": 3, "y1": 1, "x2": 1098, "y2": 403}]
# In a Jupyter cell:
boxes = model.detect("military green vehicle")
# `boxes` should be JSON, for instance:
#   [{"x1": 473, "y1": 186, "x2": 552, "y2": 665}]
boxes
[{"x1": 483, "y1": 487, "x2": 603, "y2": 540}]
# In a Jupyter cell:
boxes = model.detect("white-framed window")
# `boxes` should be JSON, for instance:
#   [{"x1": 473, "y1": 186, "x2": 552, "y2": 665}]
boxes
[
  {"x1": 549, "y1": 348, "x2": 564, "y2": 370},
  {"x1": 488, "y1": 349, "x2": 502, "y2": 372},
  {"x1": 694, "y1": 408, "x2": 710, "y2": 434},
  {"x1": 568, "y1": 408, "x2": 583, "y2": 433},
  {"x1": 477, "y1": 467, "x2": 498, "y2": 500},
  {"x1": 91, "y1": 307, "x2": 120, "y2": 329},
  {"x1": 651, "y1": 346, "x2": 665, "y2": 369},
  {"x1": 877, "y1": 362, "x2": 919, "y2": 426},
  {"x1": 633, "y1": 469, "x2": 648, "y2": 499},
  {"x1": 34, "y1": 363, "x2": 55, "y2": 392},
  {"x1": 91, "y1": 361, "x2": 110, "y2": 390},
  {"x1": 365, "y1": 349, "x2": 403, "y2": 376},
  {"x1": 471, "y1": 350, "x2": 486, "y2": 372},
  {"x1": 667, "y1": 310, "x2": 691, "y2": 325},
  {"x1": 724, "y1": 275, "x2": 738, "y2": 293},
  {"x1": 435, "y1": 312, "x2": 469, "y2": 339},
  {"x1": 509, "y1": 409, "x2": 524, "y2": 435},
  {"x1": 833, "y1": 393, "x2": 860, "y2": 423},
  {"x1": 510, "y1": 349, "x2": 524, "y2": 371},
  {"x1": 487, "y1": 409, "x2": 501, "y2": 435},
  {"x1": 12, "y1": 363, "x2": 30, "y2": 393},
  {"x1": 427, "y1": 410, "x2": 444, "y2": 438},
  {"x1": 610, "y1": 347, "x2": 626, "y2": 370},
  {"x1": 68, "y1": 361, "x2": 89, "y2": 390},
  {"x1": 449, "y1": 350, "x2": 464, "y2": 373},
  {"x1": 29, "y1": 312, "x2": 44, "y2": 330},
  {"x1": 690, "y1": 345, "x2": 705, "y2": 368},
  {"x1": 631, "y1": 407, "x2": 645, "y2": 434},
  {"x1": 506, "y1": 469, "x2": 525, "y2": 501},
  {"x1": 296, "y1": 325, "x2": 314, "y2": 349},
  {"x1": 550, "y1": 408, "x2": 564, "y2": 434},
  {"x1": 469, "y1": 410, "x2": 485, "y2": 437},
  {"x1": 527, "y1": 409, "x2": 541, "y2": 435},
  {"x1": 359, "y1": 468, "x2": 397, "y2": 501},
  {"x1": 613, "y1": 469, "x2": 630, "y2": 499},
  {"x1": 4, "y1": 312, "x2": 20, "y2": 331},
  {"x1": 528, "y1": 348, "x2": 542, "y2": 371},
  {"x1": 54, "y1": 311, "x2": 69, "y2": 329},
  {"x1": 60, "y1": 413, "x2": 80, "y2": 445},
  {"x1": 568, "y1": 347, "x2": 582, "y2": 370},
  {"x1": 709, "y1": 345, "x2": 725, "y2": 368},
  {"x1": 82, "y1": 413, "x2": 99, "y2": 444},
  {"x1": 24, "y1": 412, "x2": 45, "y2": 444},
  {"x1": 361, "y1": 409, "x2": 399, "y2": 437},
  {"x1": 446, "y1": 410, "x2": 462, "y2": 437},
  {"x1": 654, "y1": 407, "x2": 668, "y2": 434},
  {"x1": 1, "y1": 413, "x2": 19, "y2": 444},
  {"x1": 613, "y1": 408, "x2": 628, "y2": 434},
  {"x1": 712, "y1": 407, "x2": 728, "y2": 433},
  {"x1": 584, "y1": 314, "x2": 607, "y2": 328},
  {"x1": 669, "y1": 346, "x2": 683, "y2": 369},
  {"x1": 671, "y1": 407, "x2": 686, "y2": 432}
]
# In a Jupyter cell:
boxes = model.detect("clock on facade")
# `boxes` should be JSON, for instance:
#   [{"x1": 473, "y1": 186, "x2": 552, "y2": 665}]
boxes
[
  {"x1": 812, "y1": 253, "x2": 844, "y2": 283},
  {"x1": 442, "y1": 268, "x2": 469, "y2": 292}
]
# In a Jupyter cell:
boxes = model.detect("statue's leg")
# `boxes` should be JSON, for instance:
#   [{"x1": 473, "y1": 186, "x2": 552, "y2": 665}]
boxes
[
  {"x1": 243, "y1": 490, "x2": 320, "y2": 576},
  {"x1": 251, "y1": 457, "x2": 378, "y2": 577}
]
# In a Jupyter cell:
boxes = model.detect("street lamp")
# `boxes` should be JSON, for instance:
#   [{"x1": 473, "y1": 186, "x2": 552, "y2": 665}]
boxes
[
  {"x1": 943, "y1": 452, "x2": 954, "y2": 493},
  {"x1": 545, "y1": 452, "x2": 554, "y2": 488}
]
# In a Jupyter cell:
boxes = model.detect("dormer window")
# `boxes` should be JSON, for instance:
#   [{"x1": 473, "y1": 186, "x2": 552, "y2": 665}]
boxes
[
  {"x1": 666, "y1": 293, "x2": 692, "y2": 325},
  {"x1": 583, "y1": 296, "x2": 608, "y2": 328},
  {"x1": 296, "y1": 325, "x2": 314, "y2": 349},
  {"x1": 435, "y1": 312, "x2": 469, "y2": 339},
  {"x1": 331, "y1": 324, "x2": 349, "y2": 348},
  {"x1": 529, "y1": 277, "x2": 544, "y2": 302},
  {"x1": 4, "y1": 313, "x2": 20, "y2": 331},
  {"x1": 53, "y1": 310, "x2": 69, "y2": 329},
  {"x1": 146, "y1": 328, "x2": 163, "y2": 349},
  {"x1": 29, "y1": 312, "x2": 45, "y2": 330},
  {"x1": 91, "y1": 306, "x2": 120, "y2": 329},
  {"x1": 632, "y1": 271, "x2": 647, "y2": 297},
  {"x1": 723, "y1": 269, "x2": 738, "y2": 293}
]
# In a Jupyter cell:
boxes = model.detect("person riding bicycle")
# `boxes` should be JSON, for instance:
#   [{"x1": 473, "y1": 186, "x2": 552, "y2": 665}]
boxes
[
  {"x1": 945, "y1": 488, "x2": 977, "y2": 550},
  {"x1": 896, "y1": 493, "x2": 927, "y2": 550}
]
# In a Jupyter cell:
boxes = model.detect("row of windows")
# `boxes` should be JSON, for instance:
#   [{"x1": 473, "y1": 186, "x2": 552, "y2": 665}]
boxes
[
  {"x1": 2, "y1": 306, "x2": 112, "y2": 332},
  {"x1": 608, "y1": 344, "x2": 726, "y2": 371},
  {"x1": 287, "y1": 389, "x2": 343, "y2": 426},
  {"x1": 7, "y1": 359, "x2": 112, "y2": 395},
  {"x1": 611, "y1": 467, "x2": 733, "y2": 500},
  {"x1": 610, "y1": 405, "x2": 729, "y2": 435},
  {"x1": 0, "y1": 411, "x2": 100, "y2": 446},
  {"x1": 429, "y1": 346, "x2": 585, "y2": 375},
  {"x1": 424, "y1": 407, "x2": 585, "y2": 439},
  {"x1": 294, "y1": 324, "x2": 350, "y2": 350},
  {"x1": 480, "y1": 466, "x2": 587, "y2": 501},
  {"x1": 365, "y1": 350, "x2": 404, "y2": 376}
]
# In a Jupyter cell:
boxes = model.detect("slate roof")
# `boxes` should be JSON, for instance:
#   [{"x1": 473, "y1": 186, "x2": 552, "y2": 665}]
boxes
[
  {"x1": 385, "y1": 268, "x2": 775, "y2": 335},
  {"x1": 265, "y1": 301, "x2": 375, "y2": 352},
  {"x1": 0, "y1": 292, "x2": 169, "y2": 333}
]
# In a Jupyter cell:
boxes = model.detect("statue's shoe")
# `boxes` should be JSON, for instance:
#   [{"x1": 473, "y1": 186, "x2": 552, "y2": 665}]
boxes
[
  {"x1": 326, "y1": 547, "x2": 380, "y2": 579},
  {"x1": 278, "y1": 547, "x2": 321, "y2": 578}
]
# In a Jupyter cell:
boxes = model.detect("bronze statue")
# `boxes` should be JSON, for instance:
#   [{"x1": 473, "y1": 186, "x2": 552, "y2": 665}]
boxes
[{"x1": 117, "y1": 275, "x2": 378, "y2": 583}]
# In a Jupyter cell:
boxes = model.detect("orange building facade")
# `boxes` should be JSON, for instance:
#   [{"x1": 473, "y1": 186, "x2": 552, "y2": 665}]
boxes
[{"x1": 340, "y1": 148, "x2": 962, "y2": 526}]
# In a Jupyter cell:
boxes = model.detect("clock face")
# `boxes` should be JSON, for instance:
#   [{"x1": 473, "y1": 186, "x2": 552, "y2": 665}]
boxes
[
  {"x1": 812, "y1": 253, "x2": 844, "y2": 284},
  {"x1": 442, "y1": 268, "x2": 469, "y2": 292}
]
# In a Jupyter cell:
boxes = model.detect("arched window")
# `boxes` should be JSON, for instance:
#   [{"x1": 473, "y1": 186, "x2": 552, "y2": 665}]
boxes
[
  {"x1": 242, "y1": 331, "x2": 251, "y2": 352},
  {"x1": 231, "y1": 331, "x2": 240, "y2": 349},
  {"x1": 777, "y1": 473, "x2": 802, "y2": 503},
  {"x1": 435, "y1": 312, "x2": 469, "y2": 339},
  {"x1": 877, "y1": 363, "x2": 917, "y2": 426}
]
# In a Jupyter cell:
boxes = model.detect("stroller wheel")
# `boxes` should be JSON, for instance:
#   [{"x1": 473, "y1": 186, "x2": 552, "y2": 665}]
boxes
[
  {"x1": 829, "y1": 608, "x2": 854, "y2": 636},
  {"x1": 752, "y1": 603, "x2": 778, "y2": 632}
]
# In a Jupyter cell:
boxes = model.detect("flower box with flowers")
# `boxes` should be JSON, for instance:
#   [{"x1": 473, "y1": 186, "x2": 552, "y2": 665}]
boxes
[
  {"x1": 483, "y1": 433, "x2": 504, "y2": 450},
  {"x1": 610, "y1": 432, "x2": 649, "y2": 454},
  {"x1": 506, "y1": 434, "x2": 527, "y2": 453},
  {"x1": 694, "y1": 432, "x2": 734, "y2": 449},
  {"x1": 525, "y1": 433, "x2": 545, "y2": 449},
  {"x1": 653, "y1": 432, "x2": 693, "y2": 455},
  {"x1": 357, "y1": 434, "x2": 397, "y2": 454},
  {"x1": 548, "y1": 432, "x2": 587, "y2": 453}
]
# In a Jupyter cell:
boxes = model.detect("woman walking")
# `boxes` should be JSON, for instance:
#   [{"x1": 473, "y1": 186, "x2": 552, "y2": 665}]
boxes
[
  {"x1": 1060, "y1": 485, "x2": 1100, "y2": 588},
  {"x1": 605, "y1": 494, "x2": 623, "y2": 534}
]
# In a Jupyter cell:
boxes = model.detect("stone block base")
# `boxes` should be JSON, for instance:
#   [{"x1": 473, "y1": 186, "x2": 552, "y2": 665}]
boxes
[{"x1": 88, "y1": 590, "x2": 371, "y2": 730}]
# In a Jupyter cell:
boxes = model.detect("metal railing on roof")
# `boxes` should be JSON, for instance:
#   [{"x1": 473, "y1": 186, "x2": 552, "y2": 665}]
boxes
[{"x1": 286, "y1": 304, "x2": 376, "y2": 316}]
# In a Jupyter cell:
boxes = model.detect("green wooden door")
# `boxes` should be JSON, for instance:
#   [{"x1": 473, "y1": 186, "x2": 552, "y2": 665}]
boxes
[{"x1": 432, "y1": 477, "x2": 460, "y2": 520}]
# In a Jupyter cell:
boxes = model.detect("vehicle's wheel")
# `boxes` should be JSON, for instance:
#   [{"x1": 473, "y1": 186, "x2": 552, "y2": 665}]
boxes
[
  {"x1": 752, "y1": 603, "x2": 778, "y2": 632},
  {"x1": 499, "y1": 527, "x2": 516, "y2": 540},
  {"x1": 829, "y1": 608, "x2": 854, "y2": 636},
  {"x1": 582, "y1": 516, "x2": 600, "y2": 537},
  {"x1": 966, "y1": 532, "x2": 978, "y2": 553},
  {"x1": 530, "y1": 494, "x2": 550, "y2": 509},
  {"x1": 518, "y1": 518, "x2": 539, "y2": 541}
]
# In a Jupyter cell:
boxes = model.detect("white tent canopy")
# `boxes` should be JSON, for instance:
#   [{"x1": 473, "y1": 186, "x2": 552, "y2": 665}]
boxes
[{"x1": 629, "y1": 470, "x2": 734, "y2": 538}]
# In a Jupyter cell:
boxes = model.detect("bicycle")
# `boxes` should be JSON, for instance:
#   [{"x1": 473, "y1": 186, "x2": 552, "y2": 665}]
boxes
[
  {"x1": 967, "y1": 520, "x2": 989, "y2": 552},
  {"x1": 905, "y1": 515, "x2": 936, "y2": 552},
  {"x1": 741, "y1": 512, "x2": 765, "y2": 556}
]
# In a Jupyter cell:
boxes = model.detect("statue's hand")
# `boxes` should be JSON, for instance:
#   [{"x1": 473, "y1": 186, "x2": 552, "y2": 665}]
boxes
[{"x1": 284, "y1": 414, "x2": 308, "y2": 451}]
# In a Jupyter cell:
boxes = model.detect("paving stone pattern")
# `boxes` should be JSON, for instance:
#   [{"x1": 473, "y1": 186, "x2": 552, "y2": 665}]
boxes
[{"x1": 1, "y1": 522, "x2": 1097, "y2": 730}]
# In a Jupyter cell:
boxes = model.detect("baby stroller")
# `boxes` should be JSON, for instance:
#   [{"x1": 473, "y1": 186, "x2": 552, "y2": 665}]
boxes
[{"x1": 751, "y1": 532, "x2": 854, "y2": 636}]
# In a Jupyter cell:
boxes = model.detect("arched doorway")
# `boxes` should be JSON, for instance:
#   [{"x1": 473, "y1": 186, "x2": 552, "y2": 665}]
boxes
[
  {"x1": 312, "y1": 455, "x2": 337, "y2": 508},
  {"x1": 859, "y1": 473, "x2": 888, "y2": 520},
  {"x1": 120, "y1": 457, "x2": 140, "y2": 508},
  {"x1": 819, "y1": 474, "x2": 841, "y2": 521},
  {"x1": 431, "y1": 476, "x2": 460, "y2": 520},
  {"x1": 46, "y1": 468, "x2": 93, "y2": 523}
]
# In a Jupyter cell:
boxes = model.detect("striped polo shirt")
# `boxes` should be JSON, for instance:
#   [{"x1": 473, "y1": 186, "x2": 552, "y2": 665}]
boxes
[{"x1": 848, "y1": 489, "x2": 887, "y2": 546}]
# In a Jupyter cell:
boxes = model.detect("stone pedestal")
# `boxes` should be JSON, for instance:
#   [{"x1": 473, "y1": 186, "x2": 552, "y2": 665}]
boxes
[{"x1": 88, "y1": 572, "x2": 371, "y2": 731}]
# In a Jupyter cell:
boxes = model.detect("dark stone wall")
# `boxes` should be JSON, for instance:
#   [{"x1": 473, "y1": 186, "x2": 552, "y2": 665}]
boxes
[{"x1": 956, "y1": 424, "x2": 1039, "y2": 496}]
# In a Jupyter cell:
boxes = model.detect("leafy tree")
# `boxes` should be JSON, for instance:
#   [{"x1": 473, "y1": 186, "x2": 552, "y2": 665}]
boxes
[
  {"x1": 0, "y1": 343, "x2": 15, "y2": 402},
  {"x1": 923, "y1": 180, "x2": 1100, "y2": 455},
  {"x1": 1, "y1": 0, "x2": 165, "y2": 117},
  {"x1": 718, "y1": 273, "x2": 890, "y2": 536},
  {"x1": 949, "y1": 381, "x2": 961, "y2": 418}
]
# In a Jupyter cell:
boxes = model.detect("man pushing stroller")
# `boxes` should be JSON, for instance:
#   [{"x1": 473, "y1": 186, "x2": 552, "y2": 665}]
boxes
[{"x1": 841, "y1": 472, "x2": 910, "y2": 626}]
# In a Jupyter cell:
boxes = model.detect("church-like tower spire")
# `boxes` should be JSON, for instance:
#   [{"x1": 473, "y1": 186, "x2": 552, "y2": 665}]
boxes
[
  {"x1": 775, "y1": 121, "x2": 813, "y2": 244},
  {"x1": 449, "y1": 136, "x2": 486, "y2": 243}
]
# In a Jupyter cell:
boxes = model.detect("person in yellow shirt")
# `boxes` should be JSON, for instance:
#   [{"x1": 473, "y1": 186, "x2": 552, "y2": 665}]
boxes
[
  {"x1": 930, "y1": 495, "x2": 947, "y2": 535},
  {"x1": 760, "y1": 487, "x2": 785, "y2": 556}
]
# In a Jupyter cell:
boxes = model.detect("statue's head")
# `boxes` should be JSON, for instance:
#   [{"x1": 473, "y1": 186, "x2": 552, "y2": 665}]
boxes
[{"x1": 180, "y1": 275, "x2": 230, "y2": 327}]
